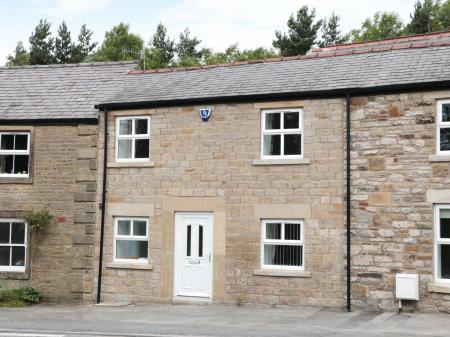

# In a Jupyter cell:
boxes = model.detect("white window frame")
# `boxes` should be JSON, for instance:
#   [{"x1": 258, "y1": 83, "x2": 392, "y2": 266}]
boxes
[
  {"x1": 436, "y1": 100, "x2": 450, "y2": 155},
  {"x1": 0, "y1": 219, "x2": 27, "y2": 272},
  {"x1": 261, "y1": 109, "x2": 304, "y2": 160},
  {"x1": 113, "y1": 217, "x2": 149, "y2": 264},
  {"x1": 115, "y1": 116, "x2": 150, "y2": 162},
  {"x1": 434, "y1": 205, "x2": 450, "y2": 284},
  {"x1": 0, "y1": 132, "x2": 30, "y2": 178},
  {"x1": 261, "y1": 219, "x2": 304, "y2": 271}
]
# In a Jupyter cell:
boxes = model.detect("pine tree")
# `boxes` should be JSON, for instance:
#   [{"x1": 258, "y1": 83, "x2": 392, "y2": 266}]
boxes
[
  {"x1": 319, "y1": 13, "x2": 349, "y2": 47},
  {"x1": 437, "y1": 0, "x2": 450, "y2": 30},
  {"x1": 176, "y1": 28, "x2": 202, "y2": 66},
  {"x1": 6, "y1": 41, "x2": 30, "y2": 66},
  {"x1": 407, "y1": 0, "x2": 439, "y2": 34},
  {"x1": 72, "y1": 24, "x2": 98, "y2": 63},
  {"x1": 29, "y1": 19, "x2": 54, "y2": 65},
  {"x1": 151, "y1": 23, "x2": 175, "y2": 65},
  {"x1": 273, "y1": 6, "x2": 322, "y2": 56},
  {"x1": 54, "y1": 21, "x2": 75, "y2": 63}
]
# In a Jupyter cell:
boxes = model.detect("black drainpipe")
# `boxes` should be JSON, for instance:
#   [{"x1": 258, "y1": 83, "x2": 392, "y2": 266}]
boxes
[
  {"x1": 97, "y1": 108, "x2": 108, "y2": 304},
  {"x1": 346, "y1": 93, "x2": 352, "y2": 312}
]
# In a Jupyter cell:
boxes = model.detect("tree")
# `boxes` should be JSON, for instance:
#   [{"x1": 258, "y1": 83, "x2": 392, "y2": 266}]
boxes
[
  {"x1": 54, "y1": 21, "x2": 75, "y2": 63},
  {"x1": 273, "y1": 6, "x2": 322, "y2": 56},
  {"x1": 351, "y1": 12, "x2": 404, "y2": 42},
  {"x1": 72, "y1": 24, "x2": 97, "y2": 63},
  {"x1": 407, "y1": 0, "x2": 440, "y2": 34},
  {"x1": 438, "y1": 0, "x2": 450, "y2": 30},
  {"x1": 176, "y1": 28, "x2": 202, "y2": 66},
  {"x1": 93, "y1": 23, "x2": 144, "y2": 62},
  {"x1": 6, "y1": 41, "x2": 30, "y2": 66},
  {"x1": 29, "y1": 19, "x2": 54, "y2": 65},
  {"x1": 201, "y1": 44, "x2": 278, "y2": 65},
  {"x1": 319, "y1": 13, "x2": 349, "y2": 47},
  {"x1": 150, "y1": 23, "x2": 175, "y2": 65}
]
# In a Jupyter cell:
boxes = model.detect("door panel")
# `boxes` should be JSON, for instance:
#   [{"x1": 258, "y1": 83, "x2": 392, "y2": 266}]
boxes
[{"x1": 174, "y1": 213, "x2": 213, "y2": 298}]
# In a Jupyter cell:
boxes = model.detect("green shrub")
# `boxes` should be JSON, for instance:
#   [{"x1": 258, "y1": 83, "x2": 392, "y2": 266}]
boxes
[
  {"x1": 0, "y1": 287, "x2": 42, "y2": 307},
  {"x1": 16, "y1": 287, "x2": 42, "y2": 304}
]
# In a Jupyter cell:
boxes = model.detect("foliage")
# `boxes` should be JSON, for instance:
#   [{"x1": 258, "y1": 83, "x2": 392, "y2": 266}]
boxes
[
  {"x1": 150, "y1": 23, "x2": 175, "y2": 65},
  {"x1": 6, "y1": 41, "x2": 29, "y2": 66},
  {"x1": 93, "y1": 23, "x2": 144, "y2": 62},
  {"x1": 72, "y1": 24, "x2": 98, "y2": 63},
  {"x1": 319, "y1": 12, "x2": 350, "y2": 47},
  {"x1": 54, "y1": 21, "x2": 75, "y2": 64},
  {"x1": 0, "y1": 287, "x2": 42, "y2": 307},
  {"x1": 23, "y1": 209, "x2": 54, "y2": 233},
  {"x1": 29, "y1": 19, "x2": 54, "y2": 65},
  {"x1": 201, "y1": 44, "x2": 278, "y2": 65},
  {"x1": 351, "y1": 12, "x2": 404, "y2": 42},
  {"x1": 176, "y1": 28, "x2": 202, "y2": 65},
  {"x1": 406, "y1": 0, "x2": 440, "y2": 34},
  {"x1": 438, "y1": 0, "x2": 450, "y2": 30},
  {"x1": 273, "y1": 6, "x2": 322, "y2": 56}
]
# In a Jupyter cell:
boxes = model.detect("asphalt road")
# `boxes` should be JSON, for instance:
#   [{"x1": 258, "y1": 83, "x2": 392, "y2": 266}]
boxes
[{"x1": 0, "y1": 303, "x2": 449, "y2": 337}]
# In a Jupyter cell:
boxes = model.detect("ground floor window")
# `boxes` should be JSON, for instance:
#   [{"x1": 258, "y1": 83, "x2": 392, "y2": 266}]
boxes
[
  {"x1": 435, "y1": 205, "x2": 450, "y2": 283},
  {"x1": 0, "y1": 220, "x2": 26, "y2": 272},
  {"x1": 261, "y1": 219, "x2": 303, "y2": 270},
  {"x1": 114, "y1": 218, "x2": 148, "y2": 263}
]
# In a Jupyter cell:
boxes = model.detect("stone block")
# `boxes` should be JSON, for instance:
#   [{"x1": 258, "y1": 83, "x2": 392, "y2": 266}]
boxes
[
  {"x1": 74, "y1": 213, "x2": 95, "y2": 223},
  {"x1": 369, "y1": 156, "x2": 385, "y2": 171},
  {"x1": 368, "y1": 192, "x2": 392, "y2": 206},
  {"x1": 77, "y1": 148, "x2": 97, "y2": 159},
  {"x1": 75, "y1": 192, "x2": 96, "y2": 202},
  {"x1": 73, "y1": 235, "x2": 94, "y2": 245},
  {"x1": 78, "y1": 125, "x2": 98, "y2": 136},
  {"x1": 432, "y1": 164, "x2": 448, "y2": 177}
]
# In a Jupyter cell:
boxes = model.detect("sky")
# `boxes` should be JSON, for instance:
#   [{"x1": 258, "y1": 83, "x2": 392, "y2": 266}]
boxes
[{"x1": 0, "y1": 0, "x2": 418, "y2": 65}]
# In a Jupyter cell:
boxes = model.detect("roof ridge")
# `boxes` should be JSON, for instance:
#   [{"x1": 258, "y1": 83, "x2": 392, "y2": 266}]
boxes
[
  {"x1": 0, "y1": 60, "x2": 139, "y2": 70},
  {"x1": 129, "y1": 39, "x2": 450, "y2": 75}
]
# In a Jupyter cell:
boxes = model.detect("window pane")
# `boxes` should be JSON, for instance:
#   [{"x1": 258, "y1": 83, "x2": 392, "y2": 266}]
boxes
[
  {"x1": 135, "y1": 119, "x2": 148, "y2": 134},
  {"x1": 439, "y1": 244, "x2": 450, "y2": 279},
  {"x1": 11, "y1": 247, "x2": 25, "y2": 267},
  {"x1": 285, "y1": 223, "x2": 301, "y2": 240},
  {"x1": 0, "y1": 246, "x2": 9, "y2": 266},
  {"x1": 119, "y1": 119, "x2": 132, "y2": 135},
  {"x1": 284, "y1": 134, "x2": 302, "y2": 155},
  {"x1": 118, "y1": 139, "x2": 132, "y2": 159},
  {"x1": 187, "y1": 225, "x2": 191, "y2": 257},
  {"x1": 133, "y1": 220, "x2": 147, "y2": 236},
  {"x1": 440, "y1": 128, "x2": 450, "y2": 152},
  {"x1": 442, "y1": 104, "x2": 450, "y2": 122},
  {"x1": 11, "y1": 222, "x2": 25, "y2": 244},
  {"x1": 263, "y1": 135, "x2": 281, "y2": 156},
  {"x1": 135, "y1": 139, "x2": 149, "y2": 158},
  {"x1": 0, "y1": 135, "x2": 14, "y2": 150},
  {"x1": 264, "y1": 244, "x2": 302, "y2": 267},
  {"x1": 0, "y1": 155, "x2": 13, "y2": 174},
  {"x1": 265, "y1": 222, "x2": 281, "y2": 240},
  {"x1": 265, "y1": 113, "x2": 280, "y2": 130},
  {"x1": 14, "y1": 155, "x2": 29, "y2": 174},
  {"x1": 0, "y1": 222, "x2": 10, "y2": 244},
  {"x1": 440, "y1": 209, "x2": 450, "y2": 239},
  {"x1": 117, "y1": 220, "x2": 131, "y2": 235},
  {"x1": 198, "y1": 225, "x2": 203, "y2": 257},
  {"x1": 14, "y1": 135, "x2": 28, "y2": 150},
  {"x1": 116, "y1": 240, "x2": 148, "y2": 260},
  {"x1": 284, "y1": 112, "x2": 299, "y2": 129}
]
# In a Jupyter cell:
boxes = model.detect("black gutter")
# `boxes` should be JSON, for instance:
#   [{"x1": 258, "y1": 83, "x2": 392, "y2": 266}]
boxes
[
  {"x1": 0, "y1": 118, "x2": 98, "y2": 126},
  {"x1": 95, "y1": 80, "x2": 450, "y2": 111},
  {"x1": 346, "y1": 94, "x2": 352, "y2": 312},
  {"x1": 97, "y1": 109, "x2": 108, "y2": 304}
]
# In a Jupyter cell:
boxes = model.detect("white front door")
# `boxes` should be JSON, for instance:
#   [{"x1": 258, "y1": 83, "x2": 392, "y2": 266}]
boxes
[{"x1": 174, "y1": 212, "x2": 213, "y2": 298}]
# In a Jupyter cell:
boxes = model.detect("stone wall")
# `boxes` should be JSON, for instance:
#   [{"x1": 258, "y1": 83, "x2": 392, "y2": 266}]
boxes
[
  {"x1": 0, "y1": 123, "x2": 98, "y2": 302},
  {"x1": 350, "y1": 90, "x2": 450, "y2": 313},
  {"x1": 95, "y1": 99, "x2": 346, "y2": 307}
]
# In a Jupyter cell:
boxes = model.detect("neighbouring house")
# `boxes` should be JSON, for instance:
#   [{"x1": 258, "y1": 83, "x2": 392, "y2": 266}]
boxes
[
  {"x1": 0, "y1": 61, "x2": 136, "y2": 301},
  {"x1": 2, "y1": 32, "x2": 450, "y2": 313}
]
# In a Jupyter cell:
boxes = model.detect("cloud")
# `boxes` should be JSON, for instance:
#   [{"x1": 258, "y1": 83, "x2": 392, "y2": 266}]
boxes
[{"x1": 34, "y1": 0, "x2": 113, "y2": 17}]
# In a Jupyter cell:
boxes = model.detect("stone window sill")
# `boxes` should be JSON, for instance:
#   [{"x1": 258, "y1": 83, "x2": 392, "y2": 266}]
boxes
[
  {"x1": 0, "y1": 271, "x2": 30, "y2": 280},
  {"x1": 253, "y1": 269, "x2": 311, "y2": 278},
  {"x1": 428, "y1": 155, "x2": 450, "y2": 162},
  {"x1": 428, "y1": 282, "x2": 450, "y2": 294},
  {"x1": 106, "y1": 262, "x2": 153, "y2": 270},
  {"x1": 107, "y1": 161, "x2": 155, "y2": 168},
  {"x1": 252, "y1": 159, "x2": 311, "y2": 166},
  {"x1": 0, "y1": 177, "x2": 33, "y2": 184}
]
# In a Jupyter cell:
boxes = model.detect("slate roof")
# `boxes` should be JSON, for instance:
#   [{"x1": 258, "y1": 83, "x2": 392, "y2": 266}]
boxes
[
  {"x1": 0, "y1": 61, "x2": 137, "y2": 120},
  {"x1": 98, "y1": 34, "x2": 450, "y2": 109}
]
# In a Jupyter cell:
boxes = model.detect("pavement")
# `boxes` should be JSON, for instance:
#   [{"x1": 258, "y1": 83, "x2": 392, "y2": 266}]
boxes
[{"x1": 0, "y1": 303, "x2": 449, "y2": 337}]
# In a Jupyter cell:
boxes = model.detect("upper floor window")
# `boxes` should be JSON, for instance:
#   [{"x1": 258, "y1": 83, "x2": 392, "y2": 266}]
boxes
[
  {"x1": 116, "y1": 117, "x2": 150, "y2": 162},
  {"x1": 114, "y1": 218, "x2": 149, "y2": 263},
  {"x1": 435, "y1": 205, "x2": 450, "y2": 284},
  {"x1": 0, "y1": 220, "x2": 27, "y2": 272},
  {"x1": 437, "y1": 100, "x2": 450, "y2": 154},
  {"x1": 0, "y1": 132, "x2": 30, "y2": 177},
  {"x1": 261, "y1": 109, "x2": 303, "y2": 159}
]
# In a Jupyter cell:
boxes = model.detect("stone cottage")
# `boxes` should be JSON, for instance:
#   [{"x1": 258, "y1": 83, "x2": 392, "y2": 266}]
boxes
[{"x1": 0, "y1": 61, "x2": 136, "y2": 301}]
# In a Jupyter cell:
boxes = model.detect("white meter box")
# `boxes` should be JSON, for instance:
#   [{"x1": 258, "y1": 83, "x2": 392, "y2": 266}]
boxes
[{"x1": 396, "y1": 274, "x2": 419, "y2": 300}]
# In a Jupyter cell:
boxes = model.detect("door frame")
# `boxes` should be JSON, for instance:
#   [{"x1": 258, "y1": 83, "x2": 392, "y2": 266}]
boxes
[{"x1": 173, "y1": 212, "x2": 214, "y2": 299}]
